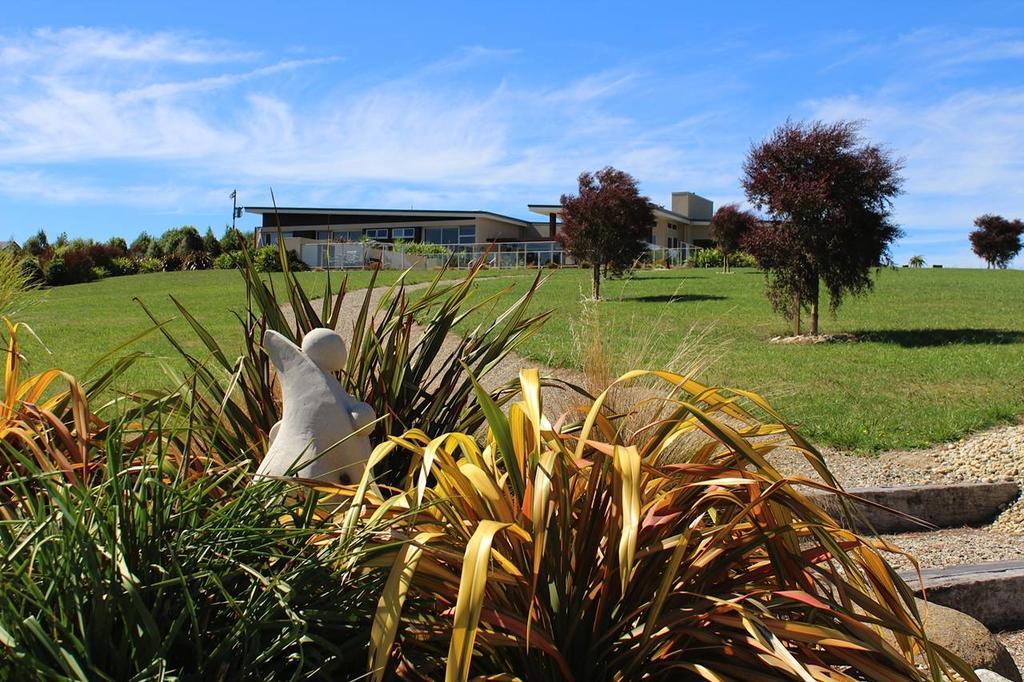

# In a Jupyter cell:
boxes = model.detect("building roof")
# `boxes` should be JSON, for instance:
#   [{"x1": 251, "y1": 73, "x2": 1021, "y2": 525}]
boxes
[
  {"x1": 243, "y1": 206, "x2": 531, "y2": 227},
  {"x1": 527, "y1": 203, "x2": 710, "y2": 225}
]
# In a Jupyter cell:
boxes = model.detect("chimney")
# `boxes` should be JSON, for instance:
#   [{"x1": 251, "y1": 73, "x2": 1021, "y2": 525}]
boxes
[{"x1": 671, "y1": 192, "x2": 713, "y2": 220}]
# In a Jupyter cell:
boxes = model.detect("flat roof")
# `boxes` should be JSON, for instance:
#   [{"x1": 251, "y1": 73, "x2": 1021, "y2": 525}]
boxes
[
  {"x1": 527, "y1": 203, "x2": 709, "y2": 225},
  {"x1": 244, "y1": 206, "x2": 530, "y2": 227}
]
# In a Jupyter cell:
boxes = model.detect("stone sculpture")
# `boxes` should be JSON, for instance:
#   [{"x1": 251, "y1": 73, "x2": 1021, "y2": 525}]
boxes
[{"x1": 255, "y1": 328, "x2": 376, "y2": 485}]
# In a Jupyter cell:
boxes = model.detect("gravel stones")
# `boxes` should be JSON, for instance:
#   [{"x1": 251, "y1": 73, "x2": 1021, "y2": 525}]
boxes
[{"x1": 770, "y1": 420, "x2": 1024, "y2": 534}]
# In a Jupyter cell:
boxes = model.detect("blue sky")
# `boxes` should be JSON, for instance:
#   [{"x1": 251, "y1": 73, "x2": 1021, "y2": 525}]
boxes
[{"x1": 1, "y1": 1, "x2": 1022, "y2": 267}]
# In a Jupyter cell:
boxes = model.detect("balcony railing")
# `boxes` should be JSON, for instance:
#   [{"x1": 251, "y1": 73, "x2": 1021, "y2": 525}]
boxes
[{"x1": 298, "y1": 240, "x2": 701, "y2": 270}]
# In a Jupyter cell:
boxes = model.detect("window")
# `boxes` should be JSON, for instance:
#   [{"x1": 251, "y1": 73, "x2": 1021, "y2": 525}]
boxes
[
  {"x1": 365, "y1": 228, "x2": 389, "y2": 240},
  {"x1": 332, "y1": 230, "x2": 362, "y2": 242},
  {"x1": 424, "y1": 226, "x2": 473, "y2": 245},
  {"x1": 392, "y1": 227, "x2": 416, "y2": 240}
]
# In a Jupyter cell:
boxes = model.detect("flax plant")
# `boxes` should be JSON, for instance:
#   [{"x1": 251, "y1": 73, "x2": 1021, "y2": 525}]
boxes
[
  {"x1": 137, "y1": 245, "x2": 550, "y2": 483},
  {"x1": 364, "y1": 369, "x2": 975, "y2": 681}
]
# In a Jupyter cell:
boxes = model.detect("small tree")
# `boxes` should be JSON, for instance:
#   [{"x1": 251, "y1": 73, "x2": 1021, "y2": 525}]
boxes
[
  {"x1": 558, "y1": 167, "x2": 655, "y2": 299},
  {"x1": 908, "y1": 255, "x2": 925, "y2": 268},
  {"x1": 130, "y1": 232, "x2": 154, "y2": 258},
  {"x1": 969, "y1": 215, "x2": 1023, "y2": 269},
  {"x1": 220, "y1": 226, "x2": 248, "y2": 253},
  {"x1": 203, "y1": 227, "x2": 222, "y2": 258},
  {"x1": 23, "y1": 230, "x2": 49, "y2": 258},
  {"x1": 709, "y1": 203, "x2": 758, "y2": 273},
  {"x1": 742, "y1": 120, "x2": 903, "y2": 335}
]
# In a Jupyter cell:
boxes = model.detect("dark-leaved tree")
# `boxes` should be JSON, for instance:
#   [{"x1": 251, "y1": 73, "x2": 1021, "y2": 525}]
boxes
[
  {"x1": 969, "y1": 215, "x2": 1023, "y2": 269},
  {"x1": 742, "y1": 120, "x2": 903, "y2": 335},
  {"x1": 558, "y1": 167, "x2": 655, "y2": 299},
  {"x1": 709, "y1": 203, "x2": 758, "y2": 273}
]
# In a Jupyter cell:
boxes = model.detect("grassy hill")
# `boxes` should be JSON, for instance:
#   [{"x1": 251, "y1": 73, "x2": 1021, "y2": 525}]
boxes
[
  {"x1": 16, "y1": 268, "x2": 467, "y2": 392},
  {"x1": 16, "y1": 265, "x2": 1024, "y2": 452}
]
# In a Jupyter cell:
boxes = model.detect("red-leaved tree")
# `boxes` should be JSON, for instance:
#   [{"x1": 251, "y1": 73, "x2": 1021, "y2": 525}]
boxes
[
  {"x1": 742, "y1": 120, "x2": 903, "y2": 335},
  {"x1": 969, "y1": 215, "x2": 1023, "y2": 269},
  {"x1": 559, "y1": 167, "x2": 655, "y2": 299},
  {"x1": 709, "y1": 203, "x2": 758, "y2": 272}
]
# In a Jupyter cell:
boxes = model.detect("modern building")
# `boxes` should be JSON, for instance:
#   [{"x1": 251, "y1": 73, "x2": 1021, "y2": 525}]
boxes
[
  {"x1": 246, "y1": 190, "x2": 714, "y2": 268},
  {"x1": 527, "y1": 191, "x2": 714, "y2": 251}
]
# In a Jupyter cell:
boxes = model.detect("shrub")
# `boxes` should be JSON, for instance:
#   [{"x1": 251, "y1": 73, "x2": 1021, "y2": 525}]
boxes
[
  {"x1": 253, "y1": 245, "x2": 308, "y2": 272},
  {"x1": 44, "y1": 255, "x2": 67, "y2": 285},
  {"x1": 138, "y1": 257, "x2": 163, "y2": 274},
  {"x1": 50, "y1": 246, "x2": 95, "y2": 285},
  {"x1": 730, "y1": 250, "x2": 758, "y2": 268},
  {"x1": 129, "y1": 232, "x2": 153, "y2": 258},
  {"x1": 253, "y1": 245, "x2": 281, "y2": 272},
  {"x1": 213, "y1": 251, "x2": 241, "y2": 269},
  {"x1": 0, "y1": 439, "x2": 387, "y2": 680},
  {"x1": 687, "y1": 246, "x2": 723, "y2": 268},
  {"x1": 90, "y1": 266, "x2": 110, "y2": 280},
  {"x1": 686, "y1": 247, "x2": 757, "y2": 269},
  {"x1": 363, "y1": 370, "x2": 973, "y2": 680},
  {"x1": 18, "y1": 256, "x2": 44, "y2": 286},
  {"x1": 108, "y1": 256, "x2": 138, "y2": 277},
  {"x1": 182, "y1": 251, "x2": 212, "y2": 270},
  {"x1": 137, "y1": 259, "x2": 548, "y2": 486},
  {"x1": 393, "y1": 241, "x2": 452, "y2": 256}
]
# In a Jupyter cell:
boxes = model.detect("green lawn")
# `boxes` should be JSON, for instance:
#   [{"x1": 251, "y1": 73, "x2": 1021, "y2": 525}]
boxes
[
  {"x1": 16, "y1": 268, "x2": 486, "y2": 392},
  {"x1": 455, "y1": 267, "x2": 1024, "y2": 452},
  {"x1": 18, "y1": 266, "x2": 1024, "y2": 452}
]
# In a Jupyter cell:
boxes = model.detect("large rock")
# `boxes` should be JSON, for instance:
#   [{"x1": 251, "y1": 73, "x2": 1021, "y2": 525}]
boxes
[
  {"x1": 915, "y1": 599, "x2": 1021, "y2": 681},
  {"x1": 811, "y1": 481, "x2": 1020, "y2": 533},
  {"x1": 977, "y1": 670, "x2": 1015, "y2": 682},
  {"x1": 900, "y1": 560, "x2": 1024, "y2": 631}
]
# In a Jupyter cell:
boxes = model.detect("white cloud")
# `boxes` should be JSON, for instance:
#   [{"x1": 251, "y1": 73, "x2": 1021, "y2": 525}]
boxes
[
  {"x1": 0, "y1": 27, "x2": 256, "y2": 70},
  {"x1": 0, "y1": 28, "x2": 726, "y2": 209}
]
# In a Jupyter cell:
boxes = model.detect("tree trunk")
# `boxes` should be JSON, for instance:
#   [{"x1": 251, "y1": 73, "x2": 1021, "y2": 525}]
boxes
[
  {"x1": 723, "y1": 253, "x2": 729, "y2": 274},
  {"x1": 592, "y1": 264, "x2": 601, "y2": 300},
  {"x1": 810, "y1": 277, "x2": 820, "y2": 335},
  {"x1": 793, "y1": 291, "x2": 801, "y2": 336}
]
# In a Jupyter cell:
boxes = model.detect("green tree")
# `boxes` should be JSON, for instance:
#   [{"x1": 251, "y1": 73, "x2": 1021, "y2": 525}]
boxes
[
  {"x1": 23, "y1": 229, "x2": 49, "y2": 257},
  {"x1": 129, "y1": 232, "x2": 153, "y2": 258},
  {"x1": 203, "y1": 227, "x2": 222, "y2": 257}
]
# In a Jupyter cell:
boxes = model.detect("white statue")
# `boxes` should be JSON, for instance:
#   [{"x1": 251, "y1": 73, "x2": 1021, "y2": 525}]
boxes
[{"x1": 255, "y1": 328, "x2": 376, "y2": 486}]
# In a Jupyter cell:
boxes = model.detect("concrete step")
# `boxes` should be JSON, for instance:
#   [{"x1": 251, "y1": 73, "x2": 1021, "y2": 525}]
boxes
[
  {"x1": 899, "y1": 560, "x2": 1024, "y2": 631},
  {"x1": 810, "y1": 481, "x2": 1020, "y2": 533}
]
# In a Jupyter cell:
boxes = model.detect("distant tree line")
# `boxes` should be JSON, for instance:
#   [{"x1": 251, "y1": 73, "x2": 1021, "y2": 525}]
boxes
[{"x1": 14, "y1": 225, "x2": 305, "y2": 287}]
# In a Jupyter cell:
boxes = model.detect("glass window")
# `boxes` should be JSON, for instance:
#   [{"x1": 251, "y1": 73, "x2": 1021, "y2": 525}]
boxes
[
  {"x1": 392, "y1": 227, "x2": 416, "y2": 239},
  {"x1": 458, "y1": 225, "x2": 476, "y2": 244},
  {"x1": 365, "y1": 228, "x2": 389, "y2": 240},
  {"x1": 332, "y1": 230, "x2": 361, "y2": 242},
  {"x1": 424, "y1": 227, "x2": 465, "y2": 245}
]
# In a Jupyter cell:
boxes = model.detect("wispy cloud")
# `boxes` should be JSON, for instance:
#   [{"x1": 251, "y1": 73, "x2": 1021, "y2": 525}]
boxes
[
  {"x1": 0, "y1": 28, "x2": 724, "y2": 209},
  {"x1": 0, "y1": 27, "x2": 256, "y2": 69}
]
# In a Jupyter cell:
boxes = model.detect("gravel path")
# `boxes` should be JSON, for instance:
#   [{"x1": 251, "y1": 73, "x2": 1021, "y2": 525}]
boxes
[
  {"x1": 878, "y1": 528, "x2": 1024, "y2": 572},
  {"x1": 769, "y1": 421, "x2": 1024, "y2": 533},
  {"x1": 1000, "y1": 631, "x2": 1024, "y2": 673}
]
